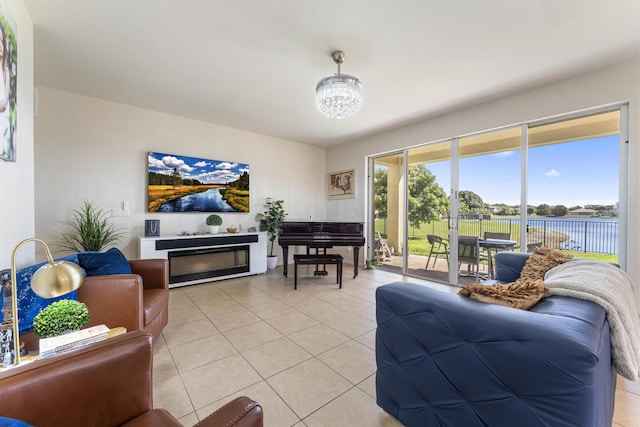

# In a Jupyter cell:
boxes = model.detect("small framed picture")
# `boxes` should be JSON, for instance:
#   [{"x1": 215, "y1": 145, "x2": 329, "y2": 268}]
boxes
[{"x1": 328, "y1": 169, "x2": 355, "y2": 200}]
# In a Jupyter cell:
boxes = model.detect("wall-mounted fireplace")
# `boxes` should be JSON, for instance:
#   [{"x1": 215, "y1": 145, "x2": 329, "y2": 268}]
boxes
[
  {"x1": 139, "y1": 232, "x2": 267, "y2": 288},
  {"x1": 168, "y1": 245, "x2": 250, "y2": 284}
]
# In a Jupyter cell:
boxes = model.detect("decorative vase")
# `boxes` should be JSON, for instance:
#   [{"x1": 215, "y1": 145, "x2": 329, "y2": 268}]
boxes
[
  {"x1": 266, "y1": 256, "x2": 278, "y2": 270},
  {"x1": 209, "y1": 225, "x2": 220, "y2": 234}
]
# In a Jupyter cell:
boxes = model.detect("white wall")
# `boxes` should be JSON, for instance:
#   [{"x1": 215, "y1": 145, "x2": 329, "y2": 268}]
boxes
[
  {"x1": 326, "y1": 58, "x2": 640, "y2": 282},
  {"x1": 33, "y1": 88, "x2": 326, "y2": 262},
  {"x1": 0, "y1": 0, "x2": 33, "y2": 270}
]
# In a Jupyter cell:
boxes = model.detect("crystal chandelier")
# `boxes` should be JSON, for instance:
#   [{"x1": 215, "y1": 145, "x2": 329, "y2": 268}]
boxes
[{"x1": 316, "y1": 51, "x2": 362, "y2": 119}]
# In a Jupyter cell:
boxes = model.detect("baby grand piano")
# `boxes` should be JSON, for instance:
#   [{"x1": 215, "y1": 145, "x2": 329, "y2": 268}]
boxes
[{"x1": 278, "y1": 221, "x2": 365, "y2": 278}]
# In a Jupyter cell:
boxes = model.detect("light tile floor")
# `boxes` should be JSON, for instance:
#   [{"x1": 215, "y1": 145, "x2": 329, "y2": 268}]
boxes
[{"x1": 152, "y1": 264, "x2": 640, "y2": 427}]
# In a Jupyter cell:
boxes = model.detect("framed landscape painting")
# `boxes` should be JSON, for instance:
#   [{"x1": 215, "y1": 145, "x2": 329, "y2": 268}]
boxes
[
  {"x1": 147, "y1": 152, "x2": 250, "y2": 213},
  {"x1": 328, "y1": 169, "x2": 355, "y2": 200}
]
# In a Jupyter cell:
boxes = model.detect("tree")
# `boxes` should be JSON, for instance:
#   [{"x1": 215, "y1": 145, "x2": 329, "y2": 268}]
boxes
[
  {"x1": 551, "y1": 205, "x2": 568, "y2": 217},
  {"x1": 226, "y1": 171, "x2": 249, "y2": 191},
  {"x1": 458, "y1": 190, "x2": 484, "y2": 214},
  {"x1": 407, "y1": 165, "x2": 449, "y2": 229},
  {"x1": 374, "y1": 168, "x2": 388, "y2": 218},
  {"x1": 170, "y1": 168, "x2": 182, "y2": 187},
  {"x1": 536, "y1": 204, "x2": 552, "y2": 216}
]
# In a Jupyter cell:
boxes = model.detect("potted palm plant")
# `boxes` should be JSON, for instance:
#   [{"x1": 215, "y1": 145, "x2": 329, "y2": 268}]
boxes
[
  {"x1": 58, "y1": 200, "x2": 124, "y2": 252},
  {"x1": 256, "y1": 198, "x2": 286, "y2": 269}
]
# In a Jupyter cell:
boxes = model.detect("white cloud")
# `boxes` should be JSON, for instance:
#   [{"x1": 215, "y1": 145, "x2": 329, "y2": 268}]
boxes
[
  {"x1": 493, "y1": 151, "x2": 514, "y2": 158},
  {"x1": 195, "y1": 169, "x2": 240, "y2": 184},
  {"x1": 148, "y1": 154, "x2": 165, "y2": 169},
  {"x1": 160, "y1": 155, "x2": 195, "y2": 172},
  {"x1": 216, "y1": 162, "x2": 238, "y2": 170},
  {"x1": 545, "y1": 169, "x2": 560, "y2": 177}
]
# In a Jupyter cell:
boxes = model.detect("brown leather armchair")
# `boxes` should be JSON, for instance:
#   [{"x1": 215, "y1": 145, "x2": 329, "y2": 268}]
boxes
[
  {"x1": 0, "y1": 331, "x2": 263, "y2": 427},
  {"x1": 79, "y1": 258, "x2": 170, "y2": 339},
  {"x1": 21, "y1": 258, "x2": 169, "y2": 352}
]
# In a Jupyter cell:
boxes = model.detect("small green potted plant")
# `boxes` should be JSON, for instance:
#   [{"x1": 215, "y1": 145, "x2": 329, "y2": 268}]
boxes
[
  {"x1": 33, "y1": 300, "x2": 90, "y2": 338},
  {"x1": 206, "y1": 214, "x2": 223, "y2": 233},
  {"x1": 256, "y1": 198, "x2": 286, "y2": 269},
  {"x1": 365, "y1": 258, "x2": 377, "y2": 269}
]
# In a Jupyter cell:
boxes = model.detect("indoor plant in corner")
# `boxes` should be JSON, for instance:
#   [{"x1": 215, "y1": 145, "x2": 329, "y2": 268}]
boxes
[
  {"x1": 58, "y1": 200, "x2": 124, "y2": 252},
  {"x1": 206, "y1": 214, "x2": 223, "y2": 233},
  {"x1": 256, "y1": 197, "x2": 286, "y2": 270}
]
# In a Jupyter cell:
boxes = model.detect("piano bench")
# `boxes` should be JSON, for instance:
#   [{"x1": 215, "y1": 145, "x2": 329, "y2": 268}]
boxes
[{"x1": 293, "y1": 254, "x2": 343, "y2": 290}]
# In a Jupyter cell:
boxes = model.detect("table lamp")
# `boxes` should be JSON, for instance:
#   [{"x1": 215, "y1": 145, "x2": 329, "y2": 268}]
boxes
[{"x1": 7, "y1": 238, "x2": 84, "y2": 365}]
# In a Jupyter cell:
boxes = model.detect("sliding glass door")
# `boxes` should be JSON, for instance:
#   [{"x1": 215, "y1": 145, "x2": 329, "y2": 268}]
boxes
[
  {"x1": 457, "y1": 128, "x2": 522, "y2": 282},
  {"x1": 526, "y1": 111, "x2": 621, "y2": 264},
  {"x1": 406, "y1": 142, "x2": 452, "y2": 280},
  {"x1": 370, "y1": 106, "x2": 626, "y2": 285},
  {"x1": 372, "y1": 152, "x2": 405, "y2": 272}
]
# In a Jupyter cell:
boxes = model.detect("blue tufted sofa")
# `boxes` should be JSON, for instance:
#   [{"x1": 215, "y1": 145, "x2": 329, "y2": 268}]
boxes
[{"x1": 376, "y1": 251, "x2": 616, "y2": 427}]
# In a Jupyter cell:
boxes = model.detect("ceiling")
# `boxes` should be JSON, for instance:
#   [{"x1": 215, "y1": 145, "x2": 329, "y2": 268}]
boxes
[{"x1": 23, "y1": 0, "x2": 640, "y2": 147}]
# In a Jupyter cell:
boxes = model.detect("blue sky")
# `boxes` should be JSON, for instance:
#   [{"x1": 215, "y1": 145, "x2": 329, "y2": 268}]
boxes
[
  {"x1": 415, "y1": 135, "x2": 620, "y2": 207},
  {"x1": 148, "y1": 152, "x2": 250, "y2": 185}
]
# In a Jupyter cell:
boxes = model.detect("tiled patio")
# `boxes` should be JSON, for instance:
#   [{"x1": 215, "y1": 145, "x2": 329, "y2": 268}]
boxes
[{"x1": 375, "y1": 253, "x2": 487, "y2": 286}]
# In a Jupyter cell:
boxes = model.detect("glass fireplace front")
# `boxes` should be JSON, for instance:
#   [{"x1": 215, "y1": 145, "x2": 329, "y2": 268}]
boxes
[{"x1": 168, "y1": 245, "x2": 250, "y2": 284}]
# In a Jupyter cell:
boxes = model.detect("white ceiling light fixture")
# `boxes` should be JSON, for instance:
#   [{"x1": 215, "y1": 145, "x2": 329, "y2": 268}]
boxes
[{"x1": 316, "y1": 51, "x2": 362, "y2": 119}]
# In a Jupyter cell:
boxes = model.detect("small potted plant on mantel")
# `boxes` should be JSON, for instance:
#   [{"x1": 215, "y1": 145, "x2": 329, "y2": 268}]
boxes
[
  {"x1": 206, "y1": 214, "x2": 223, "y2": 234},
  {"x1": 256, "y1": 198, "x2": 286, "y2": 270}
]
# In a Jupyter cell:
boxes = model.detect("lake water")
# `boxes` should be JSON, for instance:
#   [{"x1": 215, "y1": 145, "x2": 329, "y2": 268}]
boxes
[
  {"x1": 159, "y1": 188, "x2": 236, "y2": 212},
  {"x1": 497, "y1": 217, "x2": 618, "y2": 254}
]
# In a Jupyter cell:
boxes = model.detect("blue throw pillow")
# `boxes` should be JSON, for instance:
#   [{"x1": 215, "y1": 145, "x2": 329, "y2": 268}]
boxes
[
  {"x1": 78, "y1": 247, "x2": 132, "y2": 276},
  {"x1": 0, "y1": 417, "x2": 32, "y2": 427},
  {"x1": 7, "y1": 254, "x2": 81, "y2": 334}
]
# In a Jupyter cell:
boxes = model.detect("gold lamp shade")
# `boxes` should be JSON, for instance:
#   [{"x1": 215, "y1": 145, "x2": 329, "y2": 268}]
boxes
[
  {"x1": 31, "y1": 260, "x2": 84, "y2": 298},
  {"x1": 8, "y1": 238, "x2": 85, "y2": 365}
]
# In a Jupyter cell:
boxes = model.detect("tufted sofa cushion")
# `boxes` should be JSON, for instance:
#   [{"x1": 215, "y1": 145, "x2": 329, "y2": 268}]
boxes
[{"x1": 376, "y1": 282, "x2": 616, "y2": 427}]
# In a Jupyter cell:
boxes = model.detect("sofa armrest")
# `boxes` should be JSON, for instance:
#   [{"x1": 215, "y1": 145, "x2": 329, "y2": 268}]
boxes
[
  {"x1": 129, "y1": 259, "x2": 169, "y2": 291},
  {"x1": 78, "y1": 274, "x2": 144, "y2": 332},
  {"x1": 376, "y1": 282, "x2": 615, "y2": 427},
  {"x1": 0, "y1": 331, "x2": 154, "y2": 427}
]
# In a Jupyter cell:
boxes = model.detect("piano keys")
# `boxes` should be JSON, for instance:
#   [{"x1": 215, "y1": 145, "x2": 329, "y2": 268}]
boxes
[{"x1": 278, "y1": 221, "x2": 365, "y2": 278}]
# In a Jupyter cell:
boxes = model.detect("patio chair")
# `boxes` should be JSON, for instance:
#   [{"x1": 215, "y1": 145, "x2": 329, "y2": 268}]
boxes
[
  {"x1": 482, "y1": 231, "x2": 518, "y2": 277},
  {"x1": 483, "y1": 231, "x2": 511, "y2": 240},
  {"x1": 458, "y1": 236, "x2": 483, "y2": 281},
  {"x1": 426, "y1": 234, "x2": 449, "y2": 269},
  {"x1": 375, "y1": 232, "x2": 392, "y2": 259}
]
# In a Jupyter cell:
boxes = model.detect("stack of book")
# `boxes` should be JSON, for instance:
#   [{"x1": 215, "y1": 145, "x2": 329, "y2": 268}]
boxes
[{"x1": 39, "y1": 325, "x2": 111, "y2": 358}]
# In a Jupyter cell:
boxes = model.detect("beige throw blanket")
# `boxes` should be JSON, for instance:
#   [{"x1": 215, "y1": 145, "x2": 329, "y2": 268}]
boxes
[{"x1": 545, "y1": 260, "x2": 640, "y2": 381}]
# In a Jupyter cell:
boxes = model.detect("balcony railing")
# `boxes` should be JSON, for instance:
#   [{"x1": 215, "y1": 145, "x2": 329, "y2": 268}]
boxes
[{"x1": 417, "y1": 217, "x2": 619, "y2": 255}]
